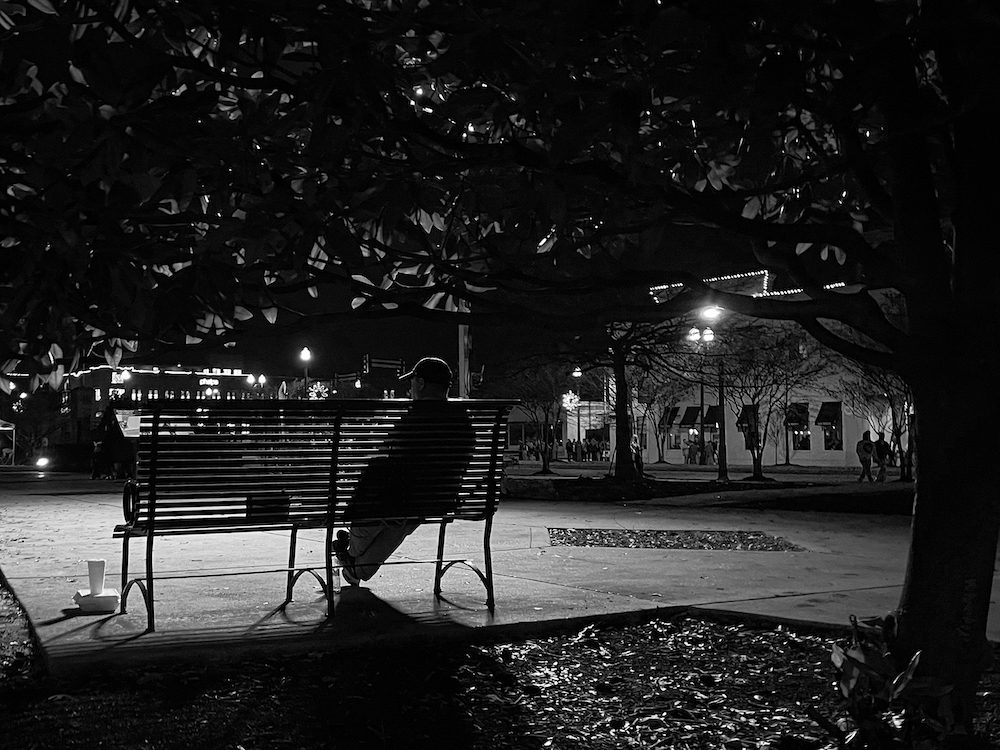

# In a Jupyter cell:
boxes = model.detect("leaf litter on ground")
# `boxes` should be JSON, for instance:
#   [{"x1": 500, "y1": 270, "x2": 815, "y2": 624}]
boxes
[{"x1": 4, "y1": 595, "x2": 1000, "y2": 748}]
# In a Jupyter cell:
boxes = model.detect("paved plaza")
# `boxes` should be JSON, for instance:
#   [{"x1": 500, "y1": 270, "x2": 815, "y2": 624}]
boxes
[{"x1": 0, "y1": 466, "x2": 995, "y2": 678}]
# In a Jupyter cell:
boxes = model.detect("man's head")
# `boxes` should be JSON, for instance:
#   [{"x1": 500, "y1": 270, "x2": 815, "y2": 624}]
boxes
[{"x1": 399, "y1": 357, "x2": 453, "y2": 400}]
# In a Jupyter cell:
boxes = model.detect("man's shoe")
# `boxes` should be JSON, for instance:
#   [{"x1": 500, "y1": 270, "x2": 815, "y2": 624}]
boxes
[{"x1": 333, "y1": 530, "x2": 361, "y2": 586}]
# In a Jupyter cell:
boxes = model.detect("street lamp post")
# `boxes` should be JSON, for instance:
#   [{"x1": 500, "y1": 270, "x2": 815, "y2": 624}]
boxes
[
  {"x1": 572, "y1": 367, "x2": 583, "y2": 446},
  {"x1": 687, "y1": 307, "x2": 728, "y2": 482},
  {"x1": 699, "y1": 379, "x2": 706, "y2": 464},
  {"x1": 299, "y1": 347, "x2": 312, "y2": 399}
]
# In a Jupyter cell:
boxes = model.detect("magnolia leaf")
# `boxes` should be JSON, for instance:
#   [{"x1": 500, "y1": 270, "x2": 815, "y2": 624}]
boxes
[
  {"x1": 351, "y1": 296, "x2": 368, "y2": 309},
  {"x1": 307, "y1": 286, "x2": 318, "y2": 298},
  {"x1": 382, "y1": 302, "x2": 398, "y2": 310},
  {"x1": 694, "y1": 178, "x2": 707, "y2": 192},
  {"x1": 261, "y1": 307, "x2": 278, "y2": 324},
  {"x1": 27, "y1": 0, "x2": 58, "y2": 14},
  {"x1": 741, "y1": 197, "x2": 761, "y2": 219},
  {"x1": 424, "y1": 291, "x2": 446, "y2": 309},
  {"x1": 233, "y1": 306, "x2": 253, "y2": 321},
  {"x1": 46, "y1": 367, "x2": 65, "y2": 390},
  {"x1": 834, "y1": 247, "x2": 847, "y2": 265},
  {"x1": 820, "y1": 246, "x2": 829, "y2": 260},
  {"x1": 351, "y1": 274, "x2": 374, "y2": 286},
  {"x1": 795, "y1": 242, "x2": 812, "y2": 255},
  {"x1": 889, "y1": 650, "x2": 921, "y2": 701},
  {"x1": 185, "y1": 335, "x2": 203, "y2": 345},
  {"x1": 105, "y1": 347, "x2": 122, "y2": 367}
]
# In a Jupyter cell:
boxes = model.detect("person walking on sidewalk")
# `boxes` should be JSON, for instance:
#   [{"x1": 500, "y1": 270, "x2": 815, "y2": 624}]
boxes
[
  {"x1": 333, "y1": 357, "x2": 475, "y2": 585},
  {"x1": 856, "y1": 430, "x2": 875, "y2": 482},
  {"x1": 874, "y1": 432, "x2": 891, "y2": 482}
]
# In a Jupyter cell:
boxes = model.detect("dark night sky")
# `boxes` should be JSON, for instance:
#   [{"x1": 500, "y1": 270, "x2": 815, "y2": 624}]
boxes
[{"x1": 220, "y1": 314, "x2": 463, "y2": 380}]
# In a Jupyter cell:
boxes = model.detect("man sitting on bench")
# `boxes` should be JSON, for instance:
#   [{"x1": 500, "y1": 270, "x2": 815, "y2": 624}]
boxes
[{"x1": 334, "y1": 357, "x2": 475, "y2": 585}]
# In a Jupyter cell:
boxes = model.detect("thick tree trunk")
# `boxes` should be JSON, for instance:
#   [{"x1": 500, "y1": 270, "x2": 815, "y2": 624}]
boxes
[
  {"x1": 892, "y1": 14, "x2": 1000, "y2": 732},
  {"x1": 889, "y1": 34, "x2": 1000, "y2": 731},
  {"x1": 611, "y1": 348, "x2": 635, "y2": 482},
  {"x1": 893, "y1": 360, "x2": 1000, "y2": 733},
  {"x1": 535, "y1": 416, "x2": 556, "y2": 475}
]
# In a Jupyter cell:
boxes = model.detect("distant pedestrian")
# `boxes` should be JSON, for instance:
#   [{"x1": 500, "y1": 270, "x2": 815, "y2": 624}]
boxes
[
  {"x1": 874, "y1": 432, "x2": 891, "y2": 482},
  {"x1": 705, "y1": 439, "x2": 717, "y2": 465},
  {"x1": 856, "y1": 430, "x2": 875, "y2": 482},
  {"x1": 90, "y1": 439, "x2": 108, "y2": 480},
  {"x1": 631, "y1": 437, "x2": 644, "y2": 478},
  {"x1": 685, "y1": 439, "x2": 698, "y2": 464}
]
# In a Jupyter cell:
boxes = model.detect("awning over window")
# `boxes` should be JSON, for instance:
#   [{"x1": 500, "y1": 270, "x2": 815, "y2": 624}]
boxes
[
  {"x1": 679, "y1": 405, "x2": 702, "y2": 427},
  {"x1": 704, "y1": 405, "x2": 722, "y2": 427},
  {"x1": 661, "y1": 406, "x2": 680, "y2": 428},
  {"x1": 784, "y1": 402, "x2": 809, "y2": 427},
  {"x1": 815, "y1": 401, "x2": 842, "y2": 426},
  {"x1": 736, "y1": 404, "x2": 759, "y2": 431}
]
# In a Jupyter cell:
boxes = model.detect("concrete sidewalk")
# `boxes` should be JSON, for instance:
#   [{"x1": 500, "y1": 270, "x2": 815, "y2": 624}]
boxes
[{"x1": 0, "y1": 471, "x2": 993, "y2": 679}]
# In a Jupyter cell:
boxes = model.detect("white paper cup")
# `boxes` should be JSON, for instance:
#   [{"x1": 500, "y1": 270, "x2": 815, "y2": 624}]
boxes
[{"x1": 88, "y1": 559, "x2": 106, "y2": 595}]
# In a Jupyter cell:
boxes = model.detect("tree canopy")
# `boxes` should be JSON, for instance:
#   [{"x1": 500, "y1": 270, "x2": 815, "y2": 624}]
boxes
[{"x1": 2, "y1": 0, "x2": 970, "y2": 381}]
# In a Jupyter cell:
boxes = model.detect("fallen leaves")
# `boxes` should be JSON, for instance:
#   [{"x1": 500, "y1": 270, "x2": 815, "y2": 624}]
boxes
[
  {"x1": 2, "y1": 610, "x2": 1000, "y2": 749},
  {"x1": 548, "y1": 528, "x2": 806, "y2": 551}
]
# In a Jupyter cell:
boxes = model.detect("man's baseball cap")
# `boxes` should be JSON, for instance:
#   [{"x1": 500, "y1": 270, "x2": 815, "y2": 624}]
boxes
[{"x1": 399, "y1": 357, "x2": 453, "y2": 386}]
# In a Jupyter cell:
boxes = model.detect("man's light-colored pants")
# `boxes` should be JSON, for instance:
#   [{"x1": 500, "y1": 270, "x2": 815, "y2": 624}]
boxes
[{"x1": 348, "y1": 520, "x2": 420, "y2": 581}]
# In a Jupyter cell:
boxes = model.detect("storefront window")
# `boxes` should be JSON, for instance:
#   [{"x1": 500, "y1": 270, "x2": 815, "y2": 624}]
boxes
[
  {"x1": 791, "y1": 429, "x2": 811, "y2": 450},
  {"x1": 823, "y1": 426, "x2": 843, "y2": 450},
  {"x1": 816, "y1": 402, "x2": 844, "y2": 451}
]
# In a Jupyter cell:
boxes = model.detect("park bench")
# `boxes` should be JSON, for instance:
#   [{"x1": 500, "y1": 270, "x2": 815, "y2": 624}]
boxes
[{"x1": 114, "y1": 398, "x2": 517, "y2": 632}]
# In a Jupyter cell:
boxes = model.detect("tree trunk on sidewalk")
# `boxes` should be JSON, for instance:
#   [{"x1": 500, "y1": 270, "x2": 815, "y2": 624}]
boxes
[
  {"x1": 611, "y1": 343, "x2": 635, "y2": 482},
  {"x1": 886, "y1": 58, "x2": 1000, "y2": 733},
  {"x1": 892, "y1": 358, "x2": 1000, "y2": 735}
]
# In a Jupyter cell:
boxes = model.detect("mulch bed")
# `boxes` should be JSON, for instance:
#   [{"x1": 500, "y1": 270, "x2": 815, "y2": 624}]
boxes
[
  {"x1": 1, "y1": 615, "x2": 999, "y2": 749},
  {"x1": 548, "y1": 528, "x2": 806, "y2": 552}
]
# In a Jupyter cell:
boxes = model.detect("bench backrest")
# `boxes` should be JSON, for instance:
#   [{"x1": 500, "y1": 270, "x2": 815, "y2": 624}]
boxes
[{"x1": 126, "y1": 399, "x2": 516, "y2": 531}]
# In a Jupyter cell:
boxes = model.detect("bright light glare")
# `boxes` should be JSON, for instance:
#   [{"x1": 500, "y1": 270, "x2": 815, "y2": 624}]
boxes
[
  {"x1": 702, "y1": 328, "x2": 715, "y2": 343},
  {"x1": 686, "y1": 327, "x2": 701, "y2": 342},
  {"x1": 700, "y1": 306, "x2": 723, "y2": 322},
  {"x1": 35, "y1": 457, "x2": 49, "y2": 468},
  {"x1": 572, "y1": 367, "x2": 583, "y2": 378},
  {"x1": 246, "y1": 374, "x2": 255, "y2": 384},
  {"x1": 300, "y1": 347, "x2": 312, "y2": 363}
]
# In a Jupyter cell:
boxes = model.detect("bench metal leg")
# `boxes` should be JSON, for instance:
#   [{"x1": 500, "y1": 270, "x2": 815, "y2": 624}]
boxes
[
  {"x1": 327, "y1": 526, "x2": 335, "y2": 617},
  {"x1": 119, "y1": 530, "x2": 155, "y2": 632},
  {"x1": 433, "y1": 519, "x2": 495, "y2": 614},
  {"x1": 284, "y1": 526, "x2": 299, "y2": 605},
  {"x1": 120, "y1": 533, "x2": 130, "y2": 614},
  {"x1": 483, "y1": 514, "x2": 496, "y2": 614},
  {"x1": 433, "y1": 521, "x2": 448, "y2": 597},
  {"x1": 145, "y1": 529, "x2": 155, "y2": 631}
]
